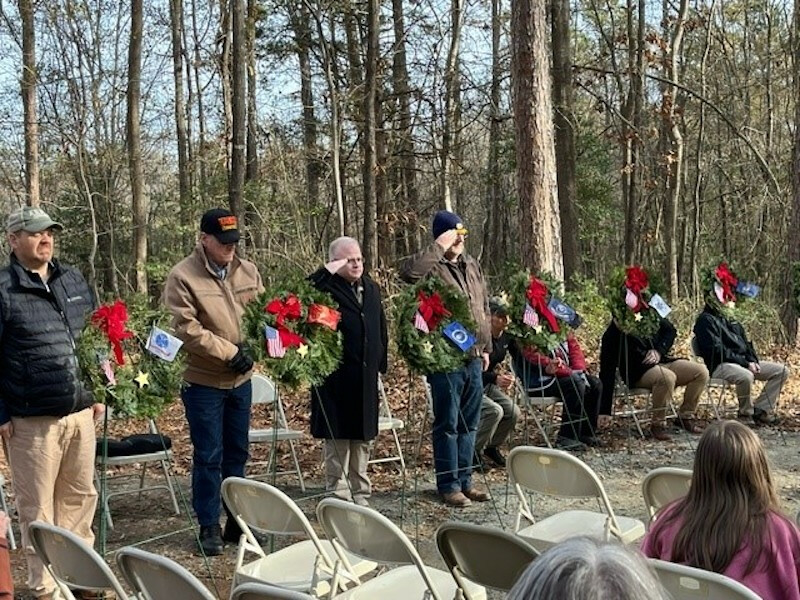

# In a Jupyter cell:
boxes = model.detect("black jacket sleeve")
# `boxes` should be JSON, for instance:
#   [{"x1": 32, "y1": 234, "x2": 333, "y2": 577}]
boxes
[
  {"x1": 652, "y1": 319, "x2": 677, "y2": 357},
  {"x1": 598, "y1": 323, "x2": 620, "y2": 415}
]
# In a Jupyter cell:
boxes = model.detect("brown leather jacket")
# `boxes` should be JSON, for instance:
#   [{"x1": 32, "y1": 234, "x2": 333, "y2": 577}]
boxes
[
  {"x1": 399, "y1": 242, "x2": 491, "y2": 355},
  {"x1": 163, "y1": 243, "x2": 264, "y2": 388}
]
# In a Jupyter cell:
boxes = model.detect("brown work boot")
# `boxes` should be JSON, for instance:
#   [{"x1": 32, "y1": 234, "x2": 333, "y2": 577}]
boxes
[
  {"x1": 463, "y1": 487, "x2": 491, "y2": 502},
  {"x1": 441, "y1": 491, "x2": 472, "y2": 507},
  {"x1": 650, "y1": 424, "x2": 672, "y2": 442},
  {"x1": 678, "y1": 416, "x2": 704, "y2": 434}
]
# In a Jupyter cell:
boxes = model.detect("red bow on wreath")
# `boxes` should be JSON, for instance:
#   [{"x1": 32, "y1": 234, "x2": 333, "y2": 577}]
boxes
[
  {"x1": 624, "y1": 266, "x2": 650, "y2": 311},
  {"x1": 417, "y1": 291, "x2": 451, "y2": 330},
  {"x1": 266, "y1": 294, "x2": 302, "y2": 326},
  {"x1": 265, "y1": 294, "x2": 306, "y2": 347},
  {"x1": 715, "y1": 262, "x2": 738, "y2": 303},
  {"x1": 307, "y1": 303, "x2": 341, "y2": 330},
  {"x1": 92, "y1": 300, "x2": 134, "y2": 365},
  {"x1": 526, "y1": 277, "x2": 560, "y2": 333}
]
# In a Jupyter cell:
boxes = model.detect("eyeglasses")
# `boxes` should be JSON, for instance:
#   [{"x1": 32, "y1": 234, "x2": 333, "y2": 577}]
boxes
[{"x1": 345, "y1": 257, "x2": 363, "y2": 264}]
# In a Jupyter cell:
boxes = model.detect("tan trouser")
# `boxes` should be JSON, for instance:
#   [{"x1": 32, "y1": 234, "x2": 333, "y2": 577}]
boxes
[
  {"x1": 7, "y1": 408, "x2": 97, "y2": 596},
  {"x1": 323, "y1": 439, "x2": 371, "y2": 502},
  {"x1": 711, "y1": 361, "x2": 789, "y2": 414},
  {"x1": 635, "y1": 359, "x2": 709, "y2": 425}
]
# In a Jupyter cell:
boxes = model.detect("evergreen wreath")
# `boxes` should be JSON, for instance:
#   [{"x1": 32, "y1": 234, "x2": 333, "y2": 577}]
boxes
[
  {"x1": 606, "y1": 265, "x2": 663, "y2": 338},
  {"x1": 395, "y1": 276, "x2": 477, "y2": 375},
  {"x1": 701, "y1": 260, "x2": 741, "y2": 316},
  {"x1": 504, "y1": 271, "x2": 568, "y2": 352},
  {"x1": 242, "y1": 277, "x2": 343, "y2": 388},
  {"x1": 77, "y1": 297, "x2": 184, "y2": 418}
]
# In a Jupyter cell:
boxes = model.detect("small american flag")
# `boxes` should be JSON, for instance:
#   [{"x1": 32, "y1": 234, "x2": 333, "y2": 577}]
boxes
[
  {"x1": 523, "y1": 303, "x2": 539, "y2": 328},
  {"x1": 413, "y1": 311, "x2": 430, "y2": 334},
  {"x1": 265, "y1": 325, "x2": 286, "y2": 358}
]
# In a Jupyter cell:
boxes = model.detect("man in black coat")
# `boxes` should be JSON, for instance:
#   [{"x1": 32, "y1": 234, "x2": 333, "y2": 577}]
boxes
[{"x1": 309, "y1": 236, "x2": 388, "y2": 507}]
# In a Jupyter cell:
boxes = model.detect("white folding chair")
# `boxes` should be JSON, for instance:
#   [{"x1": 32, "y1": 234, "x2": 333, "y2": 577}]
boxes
[
  {"x1": 116, "y1": 546, "x2": 216, "y2": 600},
  {"x1": 317, "y1": 498, "x2": 487, "y2": 600},
  {"x1": 95, "y1": 416, "x2": 180, "y2": 529},
  {"x1": 690, "y1": 337, "x2": 735, "y2": 419},
  {"x1": 510, "y1": 361, "x2": 562, "y2": 448},
  {"x1": 248, "y1": 374, "x2": 305, "y2": 491},
  {"x1": 231, "y1": 582, "x2": 317, "y2": 600},
  {"x1": 642, "y1": 467, "x2": 692, "y2": 525},
  {"x1": 368, "y1": 376, "x2": 406, "y2": 475},
  {"x1": 507, "y1": 446, "x2": 645, "y2": 552},
  {"x1": 28, "y1": 520, "x2": 130, "y2": 599},
  {"x1": 0, "y1": 474, "x2": 16, "y2": 549},
  {"x1": 436, "y1": 521, "x2": 538, "y2": 598},
  {"x1": 614, "y1": 375, "x2": 678, "y2": 438},
  {"x1": 649, "y1": 559, "x2": 763, "y2": 599},
  {"x1": 221, "y1": 477, "x2": 375, "y2": 597}
]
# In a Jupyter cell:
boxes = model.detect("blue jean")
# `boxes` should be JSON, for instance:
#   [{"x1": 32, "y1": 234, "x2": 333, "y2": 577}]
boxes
[
  {"x1": 182, "y1": 381, "x2": 252, "y2": 526},
  {"x1": 426, "y1": 359, "x2": 483, "y2": 494}
]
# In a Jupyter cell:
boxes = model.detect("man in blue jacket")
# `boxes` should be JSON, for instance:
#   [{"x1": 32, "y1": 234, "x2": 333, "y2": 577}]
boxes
[{"x1": 0, "y1": 206, "x2": 102, "y2": 600}]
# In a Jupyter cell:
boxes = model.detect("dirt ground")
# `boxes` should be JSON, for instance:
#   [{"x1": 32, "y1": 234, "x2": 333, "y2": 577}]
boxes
[{"x1": 5, "y1": 361, "x2": 800, "y2": 599}]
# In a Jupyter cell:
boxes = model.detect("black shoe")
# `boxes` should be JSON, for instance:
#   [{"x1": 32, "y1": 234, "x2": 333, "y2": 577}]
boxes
[
  {"x1": 579, "y1": 435, "x2": 605, "y2": 448},
  {"x1": 198, "y1": 524, "x2": 224, "y2": 556},
  {"x1": 222, "y1": 517, "x2": 243, "y2": 544},
  {"x1": 483, "y1": 446, "x2": 507, "y2": 467},
  {"x1": 754, "y1": 409, "x2": 781, "y2": 425},
  {"x1": 555, "y1": 436, "x2": 587, "y2": 451}
]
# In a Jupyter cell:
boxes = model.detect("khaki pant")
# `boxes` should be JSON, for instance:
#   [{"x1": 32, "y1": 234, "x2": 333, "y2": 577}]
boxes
[
  {"x1": 476, "y1": 384, "x2": 520, "y2": 453},
  {"x1": 711, "y1": 361, "x2": 789, "y2": 415},
  {"x1": 635, "y1": 359, "x2": 709, "y2": 425},
  {"x1": 324, "y1": 439, "x2": 371, "y2": 503},
  {"x1": 7, "y1": 408, "x2": 97, "y2": 597}
]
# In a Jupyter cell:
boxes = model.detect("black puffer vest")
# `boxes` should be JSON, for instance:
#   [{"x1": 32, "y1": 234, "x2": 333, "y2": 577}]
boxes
[{"x1": 0, "y1": 255, "x2": 95, "y2": 419}]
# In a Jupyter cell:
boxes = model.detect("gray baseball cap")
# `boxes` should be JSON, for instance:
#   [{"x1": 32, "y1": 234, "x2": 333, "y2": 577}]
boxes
[{"x1": 6, "y1": 206, "x2": 63, "y2": 233}]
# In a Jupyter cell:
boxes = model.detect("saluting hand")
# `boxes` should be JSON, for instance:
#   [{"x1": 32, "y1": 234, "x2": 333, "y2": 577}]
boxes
[
  {"x1": 435, "y1": 229, "x2": 459, "y2": 252},
  {"x1": 325, "y1": 258, "x2": 349, "y2": 275}
]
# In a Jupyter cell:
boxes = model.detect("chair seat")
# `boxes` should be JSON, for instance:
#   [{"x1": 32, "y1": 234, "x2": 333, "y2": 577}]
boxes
[
  {"x1": 615, "y1": 387, "x2": 651, "y2": 397},
  {"x1": 237, "y1": 539, "x2": 376, "y2": 595},
  {"x1": 517, "y1": 510, "x2": 645, "y2": 552},
  {"x1": 522, "y1": 396, "x2": 560, "y2": 408},
  {"x1": 377, "y1": 417, "x2": 404, "y2": 431},
  {"x1": 708, "y1": 378, "x2": 729, "y2": 387},
  {"x1": 97, "y1": 449, "x2": 173, "y2": 467},
  {"x1": 248, "y1": 428, "x2": 304, "y2": 443},
  {"x1": 332, "y1": 565, "x2": 486, "y2": 600}
]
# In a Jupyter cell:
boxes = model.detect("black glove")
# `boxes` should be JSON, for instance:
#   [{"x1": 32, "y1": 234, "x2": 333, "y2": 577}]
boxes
[{"x1": 228, "y1": 344, "x2": 254, "y2": 374}]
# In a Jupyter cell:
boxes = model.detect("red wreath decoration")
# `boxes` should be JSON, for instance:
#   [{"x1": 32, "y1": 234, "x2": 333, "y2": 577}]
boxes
[
  {"x1": 526, "y1": 276, "x2": 560, "y2": 333},
  {"x1": 91, "y1": 300, "x2": 134, "y2": 365},
  {"x1": 625, "y1": 265, "x2": 650, "y2": 312},
  {"x1": 417, "y1": 290, "x2": 451, "y2": 330},
  {"x1": 715, "y1": 262, "x2": 738, "y2": 303}
]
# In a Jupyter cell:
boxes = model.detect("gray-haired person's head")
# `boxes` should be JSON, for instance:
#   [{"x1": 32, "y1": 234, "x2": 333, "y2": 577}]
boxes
[{"x1": 507, "y1": 537, "x2": 668, "y2": 600}]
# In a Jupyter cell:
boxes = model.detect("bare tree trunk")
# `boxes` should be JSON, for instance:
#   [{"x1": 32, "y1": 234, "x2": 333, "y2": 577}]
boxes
[
  {"x1": 362, "y1": 0, "x2": 379, "y2": 270},
  {"x1": 219, "y1": 0, "x2": 233, "y2": 172},
  {"x1": 245, "y1": 0, "x2": 258, "y2": 184},
  {"x1": 291, "y1": 2, "x2": 321, "y2": 235},
  {"x1": 229, "y1": 0, "x2": 246, "y2": 223},
  {"x1": 441, "y1": 0, "x2": 463, "y2": 212},
  {"x1": 391, "y1": 0, "x2": 419, "y2": 254},
  {"x1": 169, "y1": 0, "x2": 192, "y2": 252},
  {"x1": 127, "y1": 0, "x2": 147, "y2": 293},
  {"x1": 20, "y1": 0, "x2": 40, "y2": 207},
  {"x1": 191, "y1": 0, "x2": 208, "y2": 186},
  {"x1": 511, "y1": 0, "x2": 564, "y2": 279},
  {"x1": 661, "y1": 0, "x2": 688, "y2": 299},
  {"x1": 784, "y1": 0, "x2": 800, "y2": 342},
  {"x1": 551, "y1": 0, "x2": 579, "y2": 286}
]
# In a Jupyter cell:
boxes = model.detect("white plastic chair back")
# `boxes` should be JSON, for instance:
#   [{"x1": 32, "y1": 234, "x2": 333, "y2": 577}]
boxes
[
  {"x1": 28, "y1": 520, "x2": 130, "y2": 599},
  {"x1": 116, "y1": 546, "x2": 216, "y2": 600},
  {"x1": 642, "y1": 467, "x2": 692, "y2": 523},
  {"x1": 317, "y1": 498, "x2": 440, "y2": 593},
  {"x1": 650, "y1": 559, "x2": 763, "y2": 599},
  {"x1": 231, "y1": 582, "x2": 317, "y2": 599},
  {"x1": 252, "y1": 374, "x2": 279, "y2": 406},
  {"x1": 436, "y1": 521, "x2": 538, "y2": 594},
  {"x1": 508, "y1": 445, "x2": 607, "y2": 499}
]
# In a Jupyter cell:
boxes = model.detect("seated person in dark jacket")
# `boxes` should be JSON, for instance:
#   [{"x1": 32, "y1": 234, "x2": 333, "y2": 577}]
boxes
[
  {"x1": 693, "y1": 263, "x2": 787, "y2": 426},
  {"x1": 477, "y1": 299, "x2": 521, "y2": 467},
  {"x1": 599, "y1": 265, "x2": 709, "y2": 442},
  {"x1": 512, "y1": 333, "x2": 602, "y2": 451}
]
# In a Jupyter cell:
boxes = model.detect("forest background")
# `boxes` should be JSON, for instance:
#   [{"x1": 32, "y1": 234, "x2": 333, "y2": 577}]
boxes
[{"x1": 0, "y1": 0, "x2": 799, "y2": 348}]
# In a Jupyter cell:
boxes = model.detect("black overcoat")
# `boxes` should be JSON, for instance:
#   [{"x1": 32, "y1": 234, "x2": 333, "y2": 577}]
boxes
[{"x1": 309, "y1": 268, "x2": 388, "y2": 440}]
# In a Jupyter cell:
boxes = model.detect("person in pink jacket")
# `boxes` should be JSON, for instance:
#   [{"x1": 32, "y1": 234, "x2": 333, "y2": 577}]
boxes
[{"x1": 642, "y1": 420, "x2": 800, "y2": 600}]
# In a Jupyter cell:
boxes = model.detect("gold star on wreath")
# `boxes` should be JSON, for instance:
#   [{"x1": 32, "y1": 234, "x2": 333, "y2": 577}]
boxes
[
  {"x1": 634, "y1": 313, "x2": 643, "y2": 322},
  {"x1": 297, "y1": 343, "x2": 309, "y2": 358},
  {"x1": 134, "y1": 370, "x2": 150, "y2": 388},
  {"x1": 422, "y1": 340, "x2": 434, "y2": 354},
  {"x1": 533, "y1": 325, "x2": 543, "y2": 334}
]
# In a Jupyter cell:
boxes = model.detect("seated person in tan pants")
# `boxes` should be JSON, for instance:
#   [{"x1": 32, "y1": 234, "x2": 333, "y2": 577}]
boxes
[
  {"x1": 693, "y1": 262, "x2": 788, "y2": 426},
  {"x1": 599, "y1": 317, "x2": 709, "y2": 441}
]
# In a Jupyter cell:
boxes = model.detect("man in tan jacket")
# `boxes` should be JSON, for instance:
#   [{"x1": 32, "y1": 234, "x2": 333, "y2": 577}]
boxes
[{"x1": 163, "y1": 208, "x2": 263, "y2": 555}]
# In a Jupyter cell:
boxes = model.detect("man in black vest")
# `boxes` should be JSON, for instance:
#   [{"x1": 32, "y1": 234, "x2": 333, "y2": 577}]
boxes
[
  {"x1": 309, "y1": 237, "x2": 388, "y2": 507},
  {"x1": 0, "y1": 206, "x2": 101, "y2": 600}
]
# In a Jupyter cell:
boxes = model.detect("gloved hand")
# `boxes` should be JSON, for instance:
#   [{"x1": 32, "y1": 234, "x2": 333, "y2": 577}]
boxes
[{"x1": 228, "y1": 344, "x2": 254, "y2": 374}]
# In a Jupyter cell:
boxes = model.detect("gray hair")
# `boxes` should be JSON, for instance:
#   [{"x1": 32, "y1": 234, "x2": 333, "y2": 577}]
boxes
[
  {"x1": 508, "y1": 537, "x2": 669, "y2": 600},
  {"x1": 328, "y1": 236, "x2": 361, "y2": 260}
]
